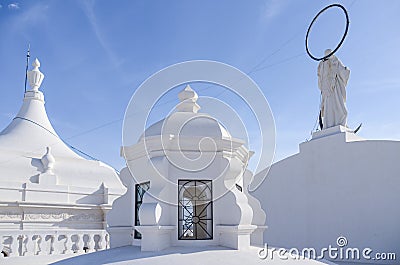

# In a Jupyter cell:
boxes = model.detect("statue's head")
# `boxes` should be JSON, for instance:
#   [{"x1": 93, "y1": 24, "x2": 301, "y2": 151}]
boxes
[
  {"x1": 323, "y1": 49, "x2": 336, "y2": 62},
  {"x1": 325, "y1": 49, "x2": 332, "y2": 56},
  {"x1": 324, "y1": 49, "x2": 332, "y2": 57}
]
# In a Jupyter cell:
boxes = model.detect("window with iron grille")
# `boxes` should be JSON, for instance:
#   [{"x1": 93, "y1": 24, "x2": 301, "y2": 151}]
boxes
[
  {"x1": 134, "y1": 181, "x2": 150, "y2": 239},
  {"x1": 178, "y1": 180, "x2": 213, "y2": 240}
]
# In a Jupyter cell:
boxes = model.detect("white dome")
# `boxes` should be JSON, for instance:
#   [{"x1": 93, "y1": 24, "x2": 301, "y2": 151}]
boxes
[
  {"x1": 140, "y1": 112, "x2": 231, "y2": 141},
  {"x1": 140, "y1": 85, "x2": 231, "y2": 141}
]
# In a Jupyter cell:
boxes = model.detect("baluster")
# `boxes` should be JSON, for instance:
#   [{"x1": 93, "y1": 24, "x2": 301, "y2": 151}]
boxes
[
  {"x1": 93, "y1": 234, "x2": 101, "y2": 251},
  {"x1": 17, "y1": 235, "x2": 24, "y2": 256},
  {"x1": 88, "y1": 233, "x2": 94, "y2": 253},
  {"x1": 22, "y1": 234, "x2": 34, "y2": 256},
  {"x1": 21, "y1": 235, "x2": 26, "y2": 256},
  {"x1": 70, "y1": 234, "x2": 77, "y2": 254},
  {"x1": 56, "y1": 234, "x2": 68, "y2": 254},
  {"x1": 97, "y1": 234, "x2": 105, "y2": 250},
  {"x1": 9, "y1": 234, "x2": 20, "y2": 257},
  {"x1": 1, "y1": 235, "x2": 8, "y2": 257},
  {"x1": 73, "y1": 234, "x2": 83, "y2": 254},
  {"x1": 64, "y1": 234, "x2": 73, "y2": 254},
  {"x1": 50, "y1": 234, "x2": 55, "y2": 255},
  {"x1": 42, "y1": 234, "x2": 54, "y2": 255},
  {"x1": 54, "y1": 235, "x2": 62, "y2": 254},
  {"x1": 105, "y1": 233, "x2": 110, "y2": 249},
  {"x1": 0, "y1": 235, "x2": 7, "y2": 257},
  {"x1": 33, "y1": 235, "x2": 42, "y2": 255},
  {"x1": 82, "y1": 234, "x2": 92, "y2": 253}
]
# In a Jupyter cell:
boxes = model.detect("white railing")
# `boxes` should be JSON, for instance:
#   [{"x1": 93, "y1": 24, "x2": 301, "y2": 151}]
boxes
[{"x1": 0, "y1": 230, "x2": 109, "y2": 258}]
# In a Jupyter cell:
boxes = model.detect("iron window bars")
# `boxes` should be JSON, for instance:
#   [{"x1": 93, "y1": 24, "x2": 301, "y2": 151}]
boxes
[
  {"x1": 178, "y1": 180, "x2": 213, "y2": 240},
  {"x1": 134, "y1": 181, "x2": 150, "y2": 239}
]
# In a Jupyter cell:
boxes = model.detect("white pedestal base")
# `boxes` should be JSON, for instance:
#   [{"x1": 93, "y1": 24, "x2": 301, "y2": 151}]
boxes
[
  {"x1": 107, "y1": 226, "x2": 135, "y2": 248},
  {"x1": 38, "y1": 172, "x2": 58, "y2": 185},
  {"x1": 250, "y1": 226, "x2": 267, "y2": 247},
  {"x1": 135, "y1": 225, "x2": 174, "y2": 251},
  {"x1": 217, "y1": 225, "x2": 256, "y2": 250},
  {"x1": 311, "y1": 125, "x2": 364, "y2": 142}
]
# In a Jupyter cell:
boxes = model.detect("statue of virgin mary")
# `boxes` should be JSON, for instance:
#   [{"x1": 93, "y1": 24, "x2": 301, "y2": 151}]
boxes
[{"x1": 318, "y1": 49, "x2": 350, "y2": 129}]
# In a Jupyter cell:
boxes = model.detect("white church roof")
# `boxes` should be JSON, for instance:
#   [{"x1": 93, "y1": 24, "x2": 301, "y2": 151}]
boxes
[
  {"x1": 24, "y1": 245, "x2": 330, "y2": 265},
  {"x1": 0, "y1": 58, "x2": 124, "y2": 190}
]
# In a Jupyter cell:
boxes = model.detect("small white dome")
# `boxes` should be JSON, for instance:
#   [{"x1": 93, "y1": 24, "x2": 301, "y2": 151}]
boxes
[
  {"x1": 140, "y1": 85, "x2": 231, "y2": 141},
  {"x1": 141, "y1": 111, "x2": 231, "y2": 141},
  {"x1": 139, "y1": 85, "x2": 231, "y2": 141}
]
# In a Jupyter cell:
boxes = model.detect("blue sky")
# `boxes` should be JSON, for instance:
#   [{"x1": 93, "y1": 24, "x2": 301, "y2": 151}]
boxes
[{"x1": 0, "y1": 0, "x2": 399, "y2": 172}]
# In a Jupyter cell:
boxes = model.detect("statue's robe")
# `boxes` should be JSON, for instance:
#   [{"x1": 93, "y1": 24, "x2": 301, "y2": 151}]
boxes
[{"x1": 318, "y1": 56, "x2": 350, "y2": 128}]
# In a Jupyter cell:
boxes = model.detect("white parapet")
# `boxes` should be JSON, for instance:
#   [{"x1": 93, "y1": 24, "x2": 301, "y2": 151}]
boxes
[{"x1": 0, "y1": 229, "x2": 109, "y2": 258}]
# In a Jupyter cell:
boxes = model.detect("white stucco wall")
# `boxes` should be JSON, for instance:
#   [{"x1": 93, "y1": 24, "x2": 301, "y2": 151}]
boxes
[{"x1": 252, "y1": 126, "x2": 400, "y2": 264}]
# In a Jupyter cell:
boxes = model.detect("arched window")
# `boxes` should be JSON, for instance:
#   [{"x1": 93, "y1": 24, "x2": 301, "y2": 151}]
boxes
[{"x1": 178, "y1": 180, "x2": 213, "y2": 240}]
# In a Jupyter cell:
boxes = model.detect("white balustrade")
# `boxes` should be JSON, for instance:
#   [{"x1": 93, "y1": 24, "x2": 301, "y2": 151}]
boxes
[
  {"x1": 43, "y1": 234, "x2": 54, "y2": 255},
  {"x1": 0, "y1": 230, "x2": 109, "y2": 258}
]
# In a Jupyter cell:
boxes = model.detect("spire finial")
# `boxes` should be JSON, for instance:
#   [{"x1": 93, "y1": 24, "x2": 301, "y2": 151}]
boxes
[
  {"x1": 176, "y1": 84, "x2": 200, "y2": 113},
  {"x1": 27, "y1": 57, "x2": 44, "y2": 92}
]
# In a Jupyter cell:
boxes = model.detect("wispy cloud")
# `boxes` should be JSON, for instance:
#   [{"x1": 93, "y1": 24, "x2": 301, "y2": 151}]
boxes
[
  {"x1": 0, "y1": 4, "x2": 3, "y2": 9},
  {"x1": 8, "y1": 3, "x2": 20, "y2": 10},
  {"x1": 260, "y1": 0, "x2": 287, "y2": 21},
  {"x1": 80, "y1": 0, "x2": 124, "y2": 68},
  {"x1": 9, "y1": 3, "x2": 49, "y2": 32}
]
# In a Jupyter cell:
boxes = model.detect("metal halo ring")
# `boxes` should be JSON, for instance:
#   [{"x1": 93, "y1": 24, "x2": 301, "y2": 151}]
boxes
[{"x1": 305, "y1": 4, "x2": 349, "y2": 61}]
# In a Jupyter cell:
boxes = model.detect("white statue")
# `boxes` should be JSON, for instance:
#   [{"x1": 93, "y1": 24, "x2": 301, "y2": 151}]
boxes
[
  {"x1": 41, "y1": 146, "x2": 55, "y2": 174},
  {"x1": 317, "y1": 49, "x2": 350, "y2": 129}
]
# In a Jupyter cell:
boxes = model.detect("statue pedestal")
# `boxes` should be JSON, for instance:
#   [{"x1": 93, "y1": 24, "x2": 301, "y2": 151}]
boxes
[
  {"x1": 38, "y1": 172, "x2": 58, "y2": 185},
  {"x1": 312, "y1": 125, "x2": 347, "y2": 140},
  {"x1": 300, "y1": 125, "x2": 365, "y2": 155},
  {"x1": 311, "y1": 125, "x2": 363, "y2": 142}
]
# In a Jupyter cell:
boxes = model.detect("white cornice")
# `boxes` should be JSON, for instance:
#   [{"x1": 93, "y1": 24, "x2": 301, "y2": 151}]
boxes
[{"x1": 121, "y1": 135, "x2": 248, "y2": 162}]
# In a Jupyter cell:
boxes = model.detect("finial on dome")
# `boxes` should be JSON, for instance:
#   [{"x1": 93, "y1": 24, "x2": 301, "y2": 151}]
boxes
[
  {"x1": 27, "y1": 57, "x2": 44, "y2": 92},
  {"x1": 176, "y1": 85, "x2": 201, "y2": 113},
  {"x1": 178, "y1": 85, "x2": 197, "y2": 101}
]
